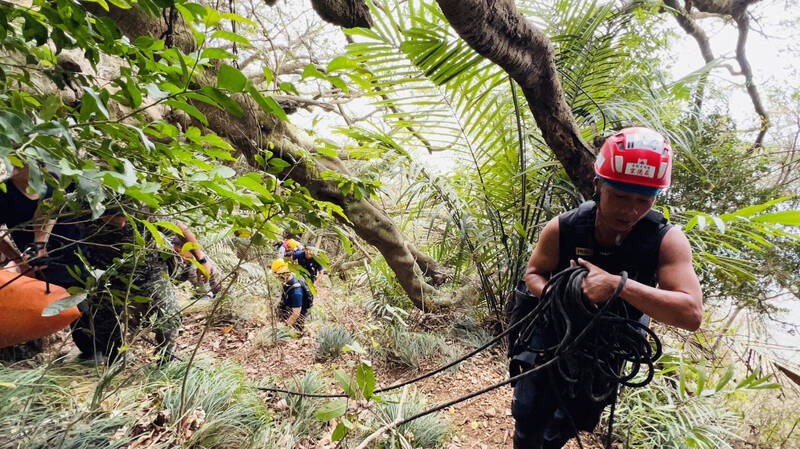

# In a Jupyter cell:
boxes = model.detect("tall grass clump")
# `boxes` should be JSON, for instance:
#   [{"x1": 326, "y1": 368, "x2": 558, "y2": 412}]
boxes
[
  {"x1": 0, "y1": 364, "x2": 137, "y2": 449},
  {"x1": 159, "y1": 360, "x2": 271, "y2": 448},
  {"x1": 449, "y1": 316, "x2": 493, "y2": 349},
  {"x1": 381, "y1": 328, "x2": 454, "y2": 370},
  {"x1": 253, "y1": 325, "x2": 292, "y2": 350},
  {"x1": 374, "y1": 389, "x2": 452, "y2": 448},
  {"x1": 315, "y1": 324, "x2": 354, "y2": 361},
  {"x1": 283, "y1": 370, "x2": 328, "y2": 439}
]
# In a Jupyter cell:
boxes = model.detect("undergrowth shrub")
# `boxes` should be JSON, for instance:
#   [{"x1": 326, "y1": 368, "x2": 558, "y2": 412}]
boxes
[
  {"x1": 450, "y1": 316, "x2": 493, "y2": 349},
  {"x1": 375, "y1": 389, "x2": 452, "y2": 448},
  {"x1": 283, "y1": 370, "x2": 327, "y2": 439},
  {"x1": 159, "y1": 360, "x2": 271, "y2": 448},
  {"x1": 315, "y1": 324, "x2": 354, "y2": 361},
  {"x1": 380, "y1": 328, "x2": 454, "y2": 370},
  {"x1": 0, "y1": 364, "x2": 136, "y2": 449},
  {"x1": 253, "y1": 325, "x2": 292, "y2": 350}
]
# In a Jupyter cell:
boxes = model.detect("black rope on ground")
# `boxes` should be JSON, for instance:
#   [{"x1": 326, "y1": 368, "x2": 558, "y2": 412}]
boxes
[{"x1": 256, "y1": 300, "x2": 549, "y2": 398}]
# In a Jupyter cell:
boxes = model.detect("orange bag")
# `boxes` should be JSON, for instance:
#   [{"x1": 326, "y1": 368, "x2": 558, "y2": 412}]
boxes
[{"x1": 0, "y1": 270, "x2": 80, "y2": 348}]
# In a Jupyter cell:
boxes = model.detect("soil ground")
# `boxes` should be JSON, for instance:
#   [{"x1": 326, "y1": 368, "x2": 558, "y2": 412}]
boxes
[{"x1": 175, "y1": 286, "x2": 606, "y2": 449}]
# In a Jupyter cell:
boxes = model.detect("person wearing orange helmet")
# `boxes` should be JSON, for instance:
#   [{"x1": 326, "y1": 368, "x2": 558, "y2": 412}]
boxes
[{"x1": 511, "y1": 127, "x2": 704, "y2": 448}]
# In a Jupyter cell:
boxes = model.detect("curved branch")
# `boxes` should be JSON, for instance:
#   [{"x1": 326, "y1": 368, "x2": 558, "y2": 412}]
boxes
[
  {"x1": 733, "y1": 10, "x2": 769, "y2": 149},
  {"x1": 435, "y1": 0, "x2": 596, "y2": 198},
  {"x1": 310, "y1": 0, "x2": 372, "y2": 28}
]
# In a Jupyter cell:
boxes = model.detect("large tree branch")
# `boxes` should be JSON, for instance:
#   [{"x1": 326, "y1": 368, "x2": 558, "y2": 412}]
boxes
[
  {"x1": 664, "y1": 0, "x2": 715, "y2": 63},
  {"x1": 435, "y1": 0, "x2": 596, "y2": 198},
  {"x1": 87, "y1": 3, "x2": 448, "y2": 308},
  {"x1": 310, "y1": 0, "x2": 372, "y2": 28},
  {"x1": 664, "y1": 0, "x2": 715, "y2": 113},
  {"x1": 665, "y1": 0, "x2": 768, "y2": 148}
]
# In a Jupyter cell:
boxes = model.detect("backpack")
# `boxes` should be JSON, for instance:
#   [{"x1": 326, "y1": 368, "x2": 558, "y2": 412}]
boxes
[{"x1": 288, "y1": 278, "x2": 314, "y2": 310}]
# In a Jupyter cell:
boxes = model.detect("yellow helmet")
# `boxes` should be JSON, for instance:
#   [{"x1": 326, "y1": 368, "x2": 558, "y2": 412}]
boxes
[
  {"x1": 271, "y1": 259, "x2": 289, "y2": 274},
  {"x1": 287, "y1": 239, "x2": 299, "y2": 250}
]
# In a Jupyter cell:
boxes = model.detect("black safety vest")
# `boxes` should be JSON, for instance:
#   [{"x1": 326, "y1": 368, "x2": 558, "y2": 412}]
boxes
[{"x1": 556, "y1": 201, "x2": 672, "y2": 321}]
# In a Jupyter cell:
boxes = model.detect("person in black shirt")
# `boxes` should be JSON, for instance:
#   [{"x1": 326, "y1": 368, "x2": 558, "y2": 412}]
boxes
[
  {"x1": 0, "y1": 164, "x2": 86, "y2": 360},
  {"x1": 0, "y1": 164, "x2": 85, "y2": 288}
]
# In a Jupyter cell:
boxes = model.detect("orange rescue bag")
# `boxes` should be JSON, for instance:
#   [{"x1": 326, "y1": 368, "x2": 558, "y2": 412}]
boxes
[{"x1": 0, "y1": 270, "x2": 80, "y2": 348}]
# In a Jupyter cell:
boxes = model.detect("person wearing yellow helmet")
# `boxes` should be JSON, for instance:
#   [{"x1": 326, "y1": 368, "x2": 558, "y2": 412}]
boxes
[
  {"x1": 276, "y1": 238, "x2": 304, "y2": 258},
  {"x1": 271, "y1": 258, "x2": 313, "y2": 330}
]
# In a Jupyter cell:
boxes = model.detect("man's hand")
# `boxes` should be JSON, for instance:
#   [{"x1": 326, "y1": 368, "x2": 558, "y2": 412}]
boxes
[
  {"x1": 575, "y1": 258, "x2": 621, "y2": 305},
  {"x1": 196, "y1": 260, "x2": 213, "y2": 283}
]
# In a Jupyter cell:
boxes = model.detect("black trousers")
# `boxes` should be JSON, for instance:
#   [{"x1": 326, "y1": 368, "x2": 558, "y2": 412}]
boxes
[{"x1": 511, "y1": 365, "x2": 609, "y2": 449}]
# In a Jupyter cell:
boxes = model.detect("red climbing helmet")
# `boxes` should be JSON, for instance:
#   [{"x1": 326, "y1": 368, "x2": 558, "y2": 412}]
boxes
[{"x1": 595, "y1": 127, "x2": 672, "y2": 189}]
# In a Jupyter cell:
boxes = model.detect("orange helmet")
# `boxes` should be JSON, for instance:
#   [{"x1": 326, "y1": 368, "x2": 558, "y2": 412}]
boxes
[{"x1": 595, "y1": 127, "x2": 672, "y2": 193}]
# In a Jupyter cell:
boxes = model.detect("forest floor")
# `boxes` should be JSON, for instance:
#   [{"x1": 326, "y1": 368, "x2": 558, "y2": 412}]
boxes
[
  {"x1": 5, "y1": 281, "x2": 611, "y2": 449},
  {"x1": 176, "y1": 285, "x2": 607, "y2": 449}
]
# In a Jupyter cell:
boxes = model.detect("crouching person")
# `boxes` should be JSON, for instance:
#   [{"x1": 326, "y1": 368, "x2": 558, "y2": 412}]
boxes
[
  {"x1": 271, "y1": 259, "x2": 313, "y2": 331},
  {"x1": 72, "y1": 206, "x2": 181, "y2": 363}
]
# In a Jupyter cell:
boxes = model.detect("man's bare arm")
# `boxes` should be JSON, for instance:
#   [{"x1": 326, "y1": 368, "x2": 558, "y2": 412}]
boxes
[
  {"x1": 524, "y1": 217, "x2": 560, "y2": 297},
  {"x1": 285, "y1": 307, "x2": 302, "y2": 328},
  {"x1": 579, "y1": 228, "x2": 703, "y2": 331}
]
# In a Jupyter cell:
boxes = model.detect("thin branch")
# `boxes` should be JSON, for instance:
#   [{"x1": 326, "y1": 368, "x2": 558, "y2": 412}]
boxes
[
  {"x1": 733, "y1": 10, "x2": 769, "y2": 149},
  {"x1": 354, "y1": 386, "x2": 407, "y2": 449}
]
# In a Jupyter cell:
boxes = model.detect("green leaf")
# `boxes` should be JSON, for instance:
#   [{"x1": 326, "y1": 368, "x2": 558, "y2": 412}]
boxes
[
  {"x1": 41, "y1": 293, "x2": 87, "y2": 317},
  {"x1": 302, "y1": 64, "x2": 327, "y2": 80},
  {"x1": 722, "y1": 196, "x2": 794, "y2": 219},
  {"x1": 142, "y1": 220, "x2": 165, "y2": 248},
  {"x1": 155, "y1": 221, "x2": 184, "y2": 236},
  {"x1": 199, "y1": 86, "x2": 244, "y2": 118},
  {"x1": 331, "y1": 419, "x2": 352, "y2": 441},
  {"x1": 235, "y1": 173, "x2": 273, "y2": 198},
  {"x1": 314, "y1": 399, "x2": 347, "y2": 422},
  {"x1": 219, "y1": 12, "x2": 257, "y2": 27},
  {"x1": 217, "y1": 64, "x2": 247, "y2": 92},
  {"x1": 40, "y1": 95, "x2": 62, "y2": 121},
  {"x1": 81, "y1": 87, "x2": 110, "y2": 120},
  {"x1": 334, "y1": 369, "x2": 356, "y2": 398},
  {"x1": 327, "y1": 75, "x2": 349, "y2": 93},
  {"x1": 263, "y1": 67, "x2": 274, "y2": 85},
  {"x1": 201, "y1": 48, "x2": 236, "y2": 60},
  {"x1": 715, "y1": 364, "x2": 734, "y2": 392},
  {"x1": 211, "y1": 30, "x2": 250, "y2": 46},
  {"x1": 751, "y1": 210, "x2": 800, "y2": 226},
  {"x1": 279, "y1": 82, "x2": 299, "y2": 96},
  {"x1": 327, "y1": 56, "x2": 359, "y2": 73},
  {"x1": 165, "y1": 100, "x2": 208, "y2": 126},
  {"x1": 246, "y1": 85, "x2": 288, "y2": 121},
  {"x1": 356, "y1": 363, "x2": 375, "y2": 398}
]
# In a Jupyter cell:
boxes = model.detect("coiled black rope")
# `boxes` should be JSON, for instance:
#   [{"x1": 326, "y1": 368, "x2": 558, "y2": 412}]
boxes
[
  {"x1": 516, "y1": 266, "x2": 661, "y2": 403},
  {"x1": 392, "y1": 266, "x2": 662, "y2": 442}
]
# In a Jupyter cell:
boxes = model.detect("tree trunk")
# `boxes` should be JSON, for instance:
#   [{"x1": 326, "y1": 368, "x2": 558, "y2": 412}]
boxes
[
  {"x1": 435, "y1": 0, "x2": 596, "y2": 198},
  {"x1": 86, "y1": 3, "x2": 446, "y2": 308},
  {"x1": 310, "y1": 0, "x2": 372, "y2": 28}
]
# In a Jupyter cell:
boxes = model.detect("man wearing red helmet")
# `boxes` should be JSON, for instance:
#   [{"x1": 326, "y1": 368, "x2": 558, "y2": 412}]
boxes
[{"x1": 512, "y1": 127, "x2": 703, "y2": 448}]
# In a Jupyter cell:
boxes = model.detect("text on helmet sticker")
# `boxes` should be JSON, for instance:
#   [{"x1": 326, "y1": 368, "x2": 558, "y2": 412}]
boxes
[
  {"x1": 625, "y1": 129, "x2": 665, "y2": 153},
  {"x1": 625, "y1": 158, "x2": 656, "y2": 178}
]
